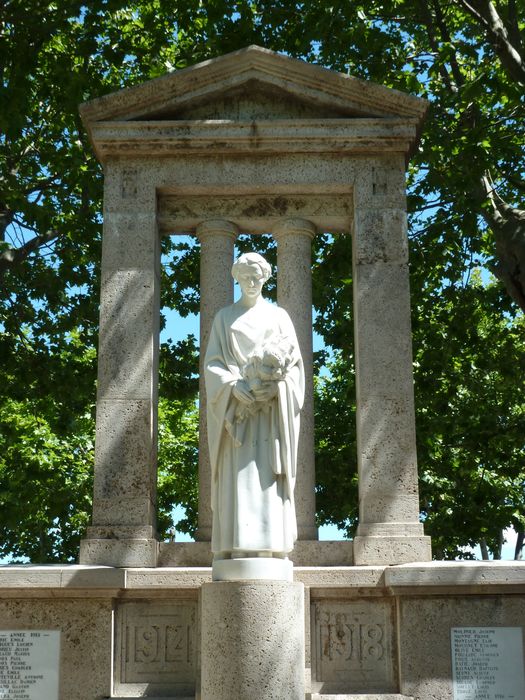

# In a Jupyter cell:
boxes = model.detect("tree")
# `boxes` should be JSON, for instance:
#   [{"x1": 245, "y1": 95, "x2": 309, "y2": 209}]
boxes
[{"x1": 1, "y1": 1, "x2": 524, "y2": 561}]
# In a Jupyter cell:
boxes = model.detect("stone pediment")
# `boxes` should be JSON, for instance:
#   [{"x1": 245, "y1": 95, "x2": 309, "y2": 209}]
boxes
[{"x1": 80, "y1": 45, "x2": 427, "y2": 125}]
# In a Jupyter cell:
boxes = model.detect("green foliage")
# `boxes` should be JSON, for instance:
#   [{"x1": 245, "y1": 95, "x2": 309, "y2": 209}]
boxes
[
  {"x1": 1, "y1": 0, "x2": 524, "y2": 560},
  {"x1": 413, "y1": 270, "x2": 525, "y2": 559},
  {"x1": 0, "y1": 398, "x2": 93, "y2": 563},
  {"x1": 157, "y1": 398, "x2": 199, "y2": 539}
]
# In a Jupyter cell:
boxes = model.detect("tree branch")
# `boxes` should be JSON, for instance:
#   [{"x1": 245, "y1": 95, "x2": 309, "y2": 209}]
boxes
[
  {"x1": 507, "y1": 0, "x2": 522, "y2": 51},
  {"x1": 0, "y1": 207, "x2": 14, "y2": 242},
  {"x1": 479, "y1": 175, "x2": 525, "y2": 310},
  {"x1": 0, "y1": 229, "x2": 60, "y2": 276},
  {"x1": 459, "y1": 0, "x2": 525, "y2": 84},
  {"x1": 432, "y1": 0, "x2": 465, "y2": 87},
  {"x1": 418, "y1": 1, "x2": 457, "y2": 91}
]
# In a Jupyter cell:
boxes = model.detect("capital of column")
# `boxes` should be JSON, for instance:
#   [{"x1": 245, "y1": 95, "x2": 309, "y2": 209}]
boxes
[
  {"x1": 196, "y1": 219, "x2": 238, "y2": 242},
  {"x1": 272, "y1": 218, "x2": 316, "y2": 241}
]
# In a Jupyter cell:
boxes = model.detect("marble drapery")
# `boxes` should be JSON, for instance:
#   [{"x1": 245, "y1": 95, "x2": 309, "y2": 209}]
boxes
[{"x1": 205, "y1": 298, "x2": 304, "y2": 557}]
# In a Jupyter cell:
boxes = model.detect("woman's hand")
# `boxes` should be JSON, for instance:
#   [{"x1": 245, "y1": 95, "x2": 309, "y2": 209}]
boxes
[
  {"x1": 233, "y1": 380, "x2": 255, "y2": 405},
  {"x1": 252, "y1": 381, "x2": 278, "y2": 403}
]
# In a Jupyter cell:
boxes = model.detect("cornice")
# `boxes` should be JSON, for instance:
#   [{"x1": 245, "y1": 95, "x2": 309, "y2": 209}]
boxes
[{"x1": 89, "y1": 118, "x2": 418, "y2": 162}]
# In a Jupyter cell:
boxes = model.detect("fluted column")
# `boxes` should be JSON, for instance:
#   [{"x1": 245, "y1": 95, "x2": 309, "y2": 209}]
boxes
[
  {"x1": 195, "y1": 220, "x2": 238, "y2": 541},
  {"x1": 273, "y1": 218, "x2": 318, "y2": 540}
]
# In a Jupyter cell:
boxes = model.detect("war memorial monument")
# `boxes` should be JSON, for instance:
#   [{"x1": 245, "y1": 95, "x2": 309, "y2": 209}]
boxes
[{"x1": 0, "y1": 46, "x2": 524, "y2": 700}]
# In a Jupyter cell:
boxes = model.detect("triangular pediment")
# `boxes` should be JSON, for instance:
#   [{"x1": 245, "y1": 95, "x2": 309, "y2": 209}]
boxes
[{"x1": 80, "y1": 45, "x2": 427, "y2": 125}]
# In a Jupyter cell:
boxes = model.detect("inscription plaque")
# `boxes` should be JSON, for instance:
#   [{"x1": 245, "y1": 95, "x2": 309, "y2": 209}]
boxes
[
  {"x1": 114, "y1": 600, "x2": 197, "y2": 697},
  {"x1": 312, "y1": 599, "x2": 396, "y2": 694},
  {"x1": 451, "y1": 627, "x2": 525, "y2": 700},
  {"x1": 0, "y1": 630, "x2": 60, "y2": 700}
]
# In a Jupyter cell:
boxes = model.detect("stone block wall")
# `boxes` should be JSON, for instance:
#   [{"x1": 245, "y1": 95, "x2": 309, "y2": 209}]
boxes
[{"x1": 1, "y1": 562, "x2": 524, "y2": 699}]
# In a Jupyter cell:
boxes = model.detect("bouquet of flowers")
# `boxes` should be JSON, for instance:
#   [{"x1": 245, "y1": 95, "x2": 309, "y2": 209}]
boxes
[{"x1": 235, "y1": 335, "x2": 294, "y2": 421}]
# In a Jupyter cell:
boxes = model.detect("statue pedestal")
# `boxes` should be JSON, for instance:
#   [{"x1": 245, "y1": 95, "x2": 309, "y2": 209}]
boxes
[
  {"x1": 200, "y1": 580, "x2": 305, "y2": 700},
  {"x1": 212, "y1": 557, "x2": 293, "y2": 581}
]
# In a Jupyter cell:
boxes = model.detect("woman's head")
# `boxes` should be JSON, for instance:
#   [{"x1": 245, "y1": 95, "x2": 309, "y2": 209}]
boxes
[{"x1": 231, "y1": 252, "x2": 271, "y2": 283}]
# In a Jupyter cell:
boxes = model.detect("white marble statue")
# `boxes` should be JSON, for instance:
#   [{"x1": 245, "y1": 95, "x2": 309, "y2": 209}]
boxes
[{"x1": 204, "y1": 252, "x2": 304, "y2": 569}]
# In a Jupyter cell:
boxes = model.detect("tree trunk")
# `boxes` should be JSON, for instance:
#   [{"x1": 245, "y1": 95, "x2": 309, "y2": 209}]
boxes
[{"x1": 515, "y1": 530, "x2": 525, "y2": 560}]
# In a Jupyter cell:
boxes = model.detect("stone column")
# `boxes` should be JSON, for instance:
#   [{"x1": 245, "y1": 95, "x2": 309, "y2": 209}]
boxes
[
  {"x1": 80, "y1": 164, "x2": 160, "y2": 567},
  {"x1": 352, "y1": 161, "x2": 431, "y2": 565},
  {"x1": 273, "y1": 218, "x2": 318, "y2": 541},
  {"x1": 201, "y1": 581, "x2": 305, "y2": 700},
  {"x1": 195, "y1": 220, "x2": 238, "y2": 541}
]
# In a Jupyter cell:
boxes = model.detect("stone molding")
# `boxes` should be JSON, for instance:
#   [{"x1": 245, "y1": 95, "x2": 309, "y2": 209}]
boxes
[
  {"x1": 88, "y1": 118, "x2": 419, "y2": 161},
  {"x1": 79, "y1": 46, "x2": 428, "y2": 126},
  {"x1": 2, "y1": 562, "x2": 525, "y2": 591},
  {"x1": 195, "y1": 218, "x2": 239, "y2": 241},
  {"x1": 273, "y1": 217, "x2": 317, "y2": 241}
]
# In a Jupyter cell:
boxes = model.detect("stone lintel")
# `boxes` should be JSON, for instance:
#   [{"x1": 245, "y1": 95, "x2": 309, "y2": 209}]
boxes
[
  {"x1": 88, "y1": 119, "x2": 418, "y2": 161},
  {"x1": 158, "y1": 190, "x2": 353, "y2": 235}
]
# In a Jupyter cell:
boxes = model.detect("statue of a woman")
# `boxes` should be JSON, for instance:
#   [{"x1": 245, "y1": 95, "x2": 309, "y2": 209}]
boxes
[{"x1": 204, "y1": 252, "x2": 304, "y2": 578}]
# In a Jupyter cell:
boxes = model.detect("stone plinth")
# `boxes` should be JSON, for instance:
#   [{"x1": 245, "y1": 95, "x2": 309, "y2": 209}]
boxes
[
  {"x1": 212, "y1": 557, "x2": 293, "y2": 581},
  {"x1": 200, "y1": 580, "x2": 305, "y2": 700}
]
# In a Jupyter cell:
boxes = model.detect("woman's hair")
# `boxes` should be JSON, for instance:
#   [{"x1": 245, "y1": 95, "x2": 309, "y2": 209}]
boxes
[{"x1": 231, "y1": 252, "x2": 272, "y2": 282}]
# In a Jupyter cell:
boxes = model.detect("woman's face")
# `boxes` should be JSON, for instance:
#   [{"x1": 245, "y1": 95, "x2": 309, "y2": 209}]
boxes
[{"x1": 237, "y1": 267, "x2": 265, "y2": 299}]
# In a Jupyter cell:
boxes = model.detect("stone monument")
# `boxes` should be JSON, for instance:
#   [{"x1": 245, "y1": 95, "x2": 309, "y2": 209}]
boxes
[{"x1": 0, "y1": 45, "x2": 524, "y2": 700}]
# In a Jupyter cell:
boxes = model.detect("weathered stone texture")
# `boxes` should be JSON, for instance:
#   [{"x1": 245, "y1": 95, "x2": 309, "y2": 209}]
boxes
[
  {"x1": 311, "y1": 598, "x2": 396, "y2": 694},
  {"x1": 200, "y1": 581, "x2": 305, "y2": 700},
  {"x1": 114, "y1": 599, "x2": 198, "y2": 697},
  {"x1": 274, "y1": 218, "x2": 317, "y2": 540},
  {"x1": 196, "y1": 221, "x2": 237, "y2": 541},
  {"x1": 0, "y1": 598, "x2": 112, "y2": 700}
]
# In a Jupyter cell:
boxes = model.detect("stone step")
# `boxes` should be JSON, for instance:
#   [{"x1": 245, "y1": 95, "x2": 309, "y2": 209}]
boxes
[
  {"x1": 110, "y1": 695, "x2": 413, "y2": 700},
  {"x1": 311, "y1": 695, "x2": 413, "y2": 700}
]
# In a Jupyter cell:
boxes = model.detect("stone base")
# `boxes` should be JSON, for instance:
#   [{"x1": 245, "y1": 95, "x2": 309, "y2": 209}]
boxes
[
  {"x1": 311, "y1": 696, "x2": 413, "y2": 700},
  {"x1": 158, "y1": 541, "x2": 213, "y2": 566},
  {"x1": 200, "y1": 580, "x2": 305, "y2": 700},
  {"x1": 353, "y1": 534, "x2": 431, "y2": 565},
  {"x1": 79, "y1": 537, "x2": 158, "y2": 567},
  {"x1": 1, "y1": 562, "x2": 525, "y2": 699},
  {"x1": 158, "y1": 539, "x2": 354, "y2": 567},
  {"x1": 212, "y1": 556, "x2": 293, "y2": 581}
]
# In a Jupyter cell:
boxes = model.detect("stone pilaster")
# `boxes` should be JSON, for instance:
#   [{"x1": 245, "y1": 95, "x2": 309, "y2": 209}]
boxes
[
  {"x1": 273, "y1": 218, "x2": 318, "y2": 541},
  {"x1": 195, "y1": 220, "x2": 238, "y2": 541},
  {"x1": 352, "y1": 163, "x2": 431, "y2": 565},
  {"x1": 80, "y1": 164, "x2": 160, "y2": 567}
]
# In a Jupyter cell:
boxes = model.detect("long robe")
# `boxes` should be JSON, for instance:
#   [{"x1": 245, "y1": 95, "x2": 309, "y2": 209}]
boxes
[{"x1": 204, "y1": 299, "x2": 304, "y2": 556}]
